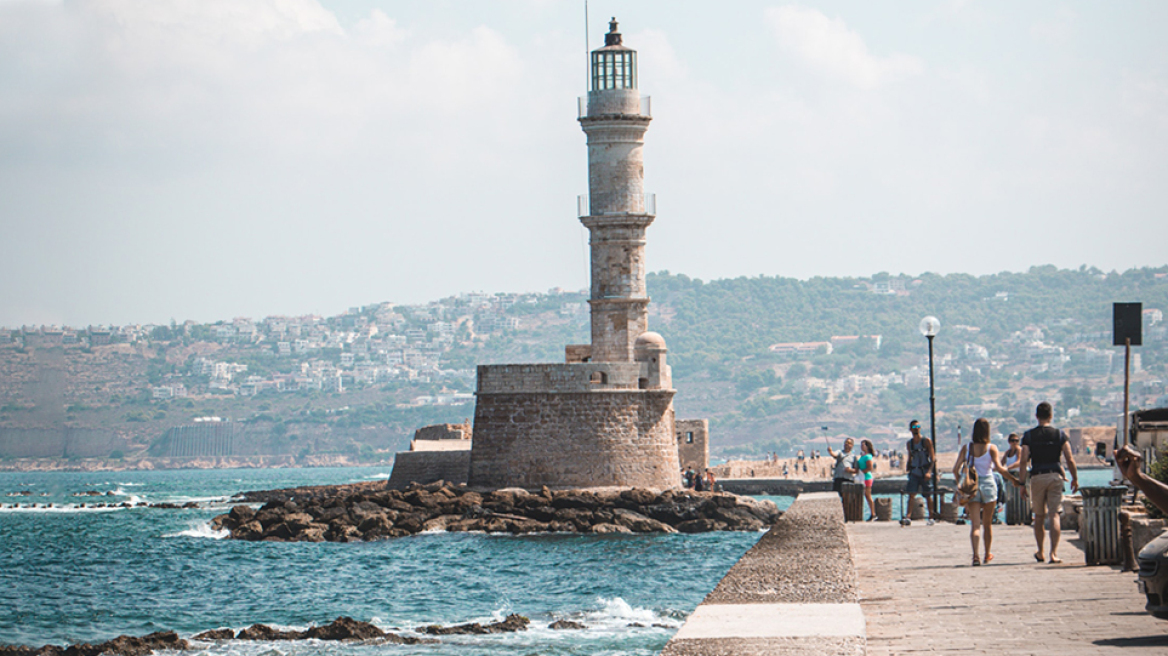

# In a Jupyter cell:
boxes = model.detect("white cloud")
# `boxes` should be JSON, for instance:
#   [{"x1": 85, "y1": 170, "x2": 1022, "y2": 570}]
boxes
[
  {"x1": 630, "y1": 28, "x2": 687, "y2": 82},
  {"x1": 1031, "y1": 6, "x2": 1077, "y2": 43},
  {"x1": 764, "y1": 5, "x2": 924, "y2": 89}
]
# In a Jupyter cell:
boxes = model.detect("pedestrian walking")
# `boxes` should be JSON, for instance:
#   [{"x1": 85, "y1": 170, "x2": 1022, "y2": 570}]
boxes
[
  {"x1": 953, "y1": 418, "x2": 1019, "y2": 566},
  {"x1": 904, "y1": 419, "x2": 937, "y2": 524},
  {"x1": 1017, "y1": 402, "x2": 1079, "y2": 564}
]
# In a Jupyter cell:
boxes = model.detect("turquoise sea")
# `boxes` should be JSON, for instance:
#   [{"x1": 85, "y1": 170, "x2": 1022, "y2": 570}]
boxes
[{"x1": 0, "y1": 468, "x2": 792, "y2": 655}]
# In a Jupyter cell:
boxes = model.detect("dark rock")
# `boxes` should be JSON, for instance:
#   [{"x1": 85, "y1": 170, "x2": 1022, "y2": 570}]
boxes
[
  {"x1": 298, "y1": 526, "x2": 327, "y2": 542},
  {"x1": 327, "y1": 524, "x2": 362, "y2": 542},
  {"x1": 358, "y1": 515, "x2": 392, "y2": 534},
  {"x1": 234, "y1": 520, "x2": 263, "y2": 541},
  {"x1": 627, "y1": 622, "x2": 645, "y2": 628},
  {"x1": 676, "y1": 518, "x2": 717, "y2": 533},
  {"x1": 236, "y1": 624, "x2": 303, "y2": 641},
  {"x1": 612, "y1": 508, "x2": 677, "y2": 533},
  {"x1": 551, "y1": 492, "x2": 598, "y2": 510},
  {"x1": 620, "y1": 488, "x2": 658, "y2": 506},
  {"x1": 34, "y1": 630, "x2": 191, "y2": 656},
  {"x1": 315, "y1": 506, "x2": 348, "y2": 524},
  {"x1": 548, "y1": 620, "x2": 586, "y2": 630},
  {"x1": 418, "y1": 614, "x2": 530, "y2": 635},
  {"x1": 254, "y1": 508, "x2": 285, "y2": 527},
  {"x1": 303, "y1": 617, "x2": 385, "y2": 640},
  {"x1": 590, "y1": 523, "x2": 632, "y2": 534},
  {"x1": 261, "y1": 522, "x2": 294, "y2": 541},
  {"x1": 193, "y1": 628, "x2": 235, "y2": 640},
  {"x1": 394, "y1": 513, "x2": 424, "y2": 533},
  {"x1": 523, "y1": 505, "x2": 557, "y2": 522},
  {"x1": 283, "y1": 513, "x2": 315, "y2": 533}
]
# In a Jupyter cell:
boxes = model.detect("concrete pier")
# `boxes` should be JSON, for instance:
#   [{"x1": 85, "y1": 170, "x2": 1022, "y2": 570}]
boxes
[
  {"x1": 665, "y1": 493, "x2": 1168, "y2": 655},
  {"x1": 663, "y1": 492, "x2": 864, "y2": 655}
]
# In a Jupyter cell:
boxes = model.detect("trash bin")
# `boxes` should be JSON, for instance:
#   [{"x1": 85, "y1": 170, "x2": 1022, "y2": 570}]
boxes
[
  {"x1": 940, "y1": 499, "x2": 959, "y2": 523},
  {"x1": 1081, "y1": 486, "x2": 1126, "y2": 566},
  {"x1": 1004, "y1": 478, "x2": 1031, "y2": 525},
  {"x1": 909, "y1": 496, "x2": 926, "y2": 520},
  {"x1": 840, "y1": 483, "x2": 864, "y2": 522}
]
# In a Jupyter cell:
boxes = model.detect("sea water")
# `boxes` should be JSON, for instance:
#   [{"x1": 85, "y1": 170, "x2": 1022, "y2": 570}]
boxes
[{"x1": 0, "y1": 468, "x2": 789, "y2": 655}]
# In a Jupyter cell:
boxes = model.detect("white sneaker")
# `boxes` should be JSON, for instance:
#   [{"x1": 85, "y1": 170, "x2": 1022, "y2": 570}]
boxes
[{"x1": 926, "y1": 519, "x2": 936, "y2": 526}]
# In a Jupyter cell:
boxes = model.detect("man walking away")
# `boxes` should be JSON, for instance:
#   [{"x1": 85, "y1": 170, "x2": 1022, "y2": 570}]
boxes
[
  {"x1": 828, "y1": 438, "x2": 859, "y2": 493},
  {"x1": 905, "y1": 419, "x2": 936, "y2": 524},
  {"x1": 1018, "y1": 402, "x2": 1079, "y2": 564}
]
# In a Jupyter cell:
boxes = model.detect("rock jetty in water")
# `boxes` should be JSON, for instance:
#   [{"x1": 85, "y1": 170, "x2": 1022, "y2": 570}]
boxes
[
  {"x1": 0, "y1": 631, "x2": 188, "y2": 656},
  {"x1": 193, "y1": 616, "x2": 433, "y2": 645},
  {"x1": 211, "y1": 481, "x2": 780, "y2": 542}
]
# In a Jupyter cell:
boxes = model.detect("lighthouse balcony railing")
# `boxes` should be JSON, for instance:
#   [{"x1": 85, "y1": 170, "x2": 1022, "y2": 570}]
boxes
[
  {"x1": 578, "y1": 193, "x2": 655, "y2": 218},
  {"x1": 577, "y1": 96, "x2": 651, "y2": 119}
]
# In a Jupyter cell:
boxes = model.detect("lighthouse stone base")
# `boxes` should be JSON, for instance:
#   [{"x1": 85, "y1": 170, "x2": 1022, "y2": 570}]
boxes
[{"x1": 467, "y1": 363, "x2": 679, "y2": 490}]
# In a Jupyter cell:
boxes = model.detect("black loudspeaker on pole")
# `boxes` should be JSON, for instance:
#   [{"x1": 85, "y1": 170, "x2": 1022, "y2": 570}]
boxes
[{"x1": 1114, "y1": 302, "x2": 1142, "y2": 447}]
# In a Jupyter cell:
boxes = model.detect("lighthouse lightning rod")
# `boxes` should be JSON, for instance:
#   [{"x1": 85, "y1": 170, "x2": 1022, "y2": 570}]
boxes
[{"x1": 584, "y1": 1, "x2": 590, "y2": 90}]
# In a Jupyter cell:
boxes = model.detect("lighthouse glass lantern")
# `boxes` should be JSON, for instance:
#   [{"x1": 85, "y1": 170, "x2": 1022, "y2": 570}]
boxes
[{"x1": 591, "y1": 18, "x2": 637, "y2": 91}]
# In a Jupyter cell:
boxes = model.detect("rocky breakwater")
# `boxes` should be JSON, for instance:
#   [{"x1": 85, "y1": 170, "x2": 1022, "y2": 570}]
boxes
[{"x1": 212, "y1": 482, "x2": 781, "y2": 542}]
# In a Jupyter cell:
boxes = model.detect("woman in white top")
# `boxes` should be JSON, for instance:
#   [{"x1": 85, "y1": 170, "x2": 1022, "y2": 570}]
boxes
[
  {"x1": 953, "y1": 418, "x2": 1020, "y2": 566},
  {"x1": 1002, "y1": 433, "x2": 1022, "y2": 472}
]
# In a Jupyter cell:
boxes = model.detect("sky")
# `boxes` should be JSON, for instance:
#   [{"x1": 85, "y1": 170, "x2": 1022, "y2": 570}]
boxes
[{"x1": 2, "y1": 0, "x2": 1166, "y2": 327}]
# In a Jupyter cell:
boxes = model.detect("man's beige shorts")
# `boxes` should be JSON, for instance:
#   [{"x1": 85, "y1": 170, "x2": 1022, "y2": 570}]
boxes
[{"x1": 1030, "y1": 472, "x2": 1064, "y2": 517}]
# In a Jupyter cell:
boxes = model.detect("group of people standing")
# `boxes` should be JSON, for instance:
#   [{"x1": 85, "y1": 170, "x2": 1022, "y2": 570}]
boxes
[
  {"x1": 829, "y1": 402, "x2": 1083, "y2": 567},
  {"x1": 682, "y1": 466, "x2": 716, "y2": 492},
  {"x1": 827, "y1": 437, "x2": 879, "y2": 520}
]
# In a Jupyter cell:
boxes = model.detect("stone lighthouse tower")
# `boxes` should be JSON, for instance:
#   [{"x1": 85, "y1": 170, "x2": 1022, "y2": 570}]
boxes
[
  {"x1": 466, "y1": 19, "x2": 681, "y2": 490},
  {"x1": 580, "y1": 18, "x2": 654, "y2": 363}
]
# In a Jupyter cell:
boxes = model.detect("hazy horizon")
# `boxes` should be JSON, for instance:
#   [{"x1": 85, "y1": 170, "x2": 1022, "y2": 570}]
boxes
[
  {"x1": 3, "y1": 263, "x2": 1161, "y2": 330},
  {"x1": 3, "y1": 1, "x2": 1166, "y2": 327}
]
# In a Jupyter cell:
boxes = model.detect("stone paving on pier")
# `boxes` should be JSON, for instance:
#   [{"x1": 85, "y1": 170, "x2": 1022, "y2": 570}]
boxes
[
  {"x1": 849, "y1": 521, "x2": 1168, "y2": 655},
  {"x1": 666, "y1": 491, "x2": 1168, "y2": 655}
]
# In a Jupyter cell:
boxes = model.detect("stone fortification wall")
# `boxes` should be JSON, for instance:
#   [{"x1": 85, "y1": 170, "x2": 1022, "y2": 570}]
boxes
[
  {"x1": 413, "y1": 423, "x2": 470, "y2": 442},
  {"x1": 476, "y1": 363, "x2": 646, "y2": 393},
  {"x1": 469, "y1": 390, "x2": 679, "y2": 490},
  {"x1": 676, "y1": 419, "x2": 709, "y2": 472},
  {"x1": 387, "y1": 450, "x2": 471, "y2": 490},
  {"x1": 0, "y1": 427, "x2": 124, "y2": 458}
]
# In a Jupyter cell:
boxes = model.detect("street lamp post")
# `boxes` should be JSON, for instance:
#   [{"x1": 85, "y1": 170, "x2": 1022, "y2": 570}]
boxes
[{"x1": 919, "y1": 316, "x2": 941, "y2": 518}]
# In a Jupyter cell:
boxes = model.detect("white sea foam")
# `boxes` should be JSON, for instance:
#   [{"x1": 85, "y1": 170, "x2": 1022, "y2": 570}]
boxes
[
  {"x1": 360, "y1": 473, "x2": 391, "y2": 480},
  {"x1": 116, "y1": 482, "x2": 145, "y2": 487},
  {"x1": 0, "y1": 504, "x2": 123, "y2": 514},
  {"x1": 582, "y1": 597, "x2": 680, "y2": 628},
  {"x1": 164, "y1": 522, "x2": 229, "y2": 539}
]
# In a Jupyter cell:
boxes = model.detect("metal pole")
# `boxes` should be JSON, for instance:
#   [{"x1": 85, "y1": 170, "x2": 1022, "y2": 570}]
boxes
[
  {"x1": 1123, "y1": 337, "x2": 1131, "y2": 447},
  {"x1": 928, "y1": 334, "x2": 938, "y2": 516}
]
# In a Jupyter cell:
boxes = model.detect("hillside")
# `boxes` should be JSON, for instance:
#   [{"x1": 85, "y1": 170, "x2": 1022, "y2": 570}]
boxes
[{"x1": 1, "y1": 265, "x2": 1166, "y2": 467}]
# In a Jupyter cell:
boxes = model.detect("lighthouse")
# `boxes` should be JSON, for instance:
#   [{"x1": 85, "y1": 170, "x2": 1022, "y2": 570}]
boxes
[
  {"x1": 464, "y1": 19, "x2": 686, "y2": 491},
  {"x1": 579, "y1": 18, "x2": 655, "y2": 363}
]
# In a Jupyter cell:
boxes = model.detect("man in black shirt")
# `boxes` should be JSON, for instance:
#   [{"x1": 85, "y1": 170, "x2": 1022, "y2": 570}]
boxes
[{"x1": 1017, "y1": 402, "x2": 1079, "y2": 564}]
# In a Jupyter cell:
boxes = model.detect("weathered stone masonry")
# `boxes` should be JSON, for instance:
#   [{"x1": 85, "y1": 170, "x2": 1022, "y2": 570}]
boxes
[
  {"x1": 469, "y1": 387, "x2": 678, "y2": 490},
  {"x1": 463, "y1": 20, "x2": 695, "y2": 491}
]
